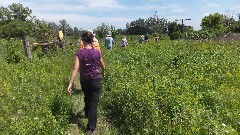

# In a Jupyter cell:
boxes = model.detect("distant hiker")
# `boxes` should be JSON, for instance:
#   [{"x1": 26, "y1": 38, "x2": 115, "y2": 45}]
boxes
[
  {"x1": 121, "y1": 36, "x2": 128, "y2": 47},
  {"x1": 155, "y1": 35, "x2": 160, "y2": 42},
  {"x1": 58, "y1": 30, "x2": 64, "y2": 48},
  {"x1": 139, "y1": 35, "x2": 144, "y2": 44},
  {"x1": 144, "y1": 34, "x2": 149, "y2": 42},
  {"x1": 67, "y1": 32, "x2": 105, "y2": 135},
  {"x1": 105, "y1": 32, "x2": 114, "y2": 51},
  {"x1": 58, "y1": 30, "x2": 64, "y2": 42},
  {"x1": 79, "y1": 30, "x2": 101, "y2": 52}
]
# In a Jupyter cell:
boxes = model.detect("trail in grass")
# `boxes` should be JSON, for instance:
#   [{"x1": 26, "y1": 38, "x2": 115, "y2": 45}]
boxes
[{"x1": 66, "y1": 74, "x2": 116, "y2": 135}]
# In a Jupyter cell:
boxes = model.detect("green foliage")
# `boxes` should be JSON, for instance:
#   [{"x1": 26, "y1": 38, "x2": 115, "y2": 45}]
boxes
[
  {"x1": 73, "y1": 27, "x2": 81, "y2": 39},
  {"x1": 0, "y1": 38, "x2": 24, "y2": 63},
  {"x1": 95, "y1": 22, "x2": 112, "y2": 39},
  {"x1": 126, "y1": 17, "x2": 168, "y2": 35},
  {"x1": 0, "y1": 39, "x2": 76, "y2": 134},
  {"x1": 126, "y1": 18, "x2": 146, "y2": 35},
  {"x1": 1, "y1": 35, "x2": 240, "y2": 134},
  {"x1": 183, "y1": 30, "x2": 214, "y2": 40},
  {"x1": 101, "y1": 40, "x2": 240, "y2": 134},
  {"x1": 59, "y1": 19, "x2": 70, "y2": 36},
  {"x1": 201, "y1": 13, "x2": 228, "y2": 33},
  {"x1": 168, "y1": 22, "x2": 182, "y2": 40},
  {"x1": 230, "y1": 21, "x2": 240, "y2": 33},
  {"x1": 0, "y1": 20, "x2": 32, "y2": 38},
  {"x1": 0, "y1": 3, "x2": 36, "y2": 59},
  {"x1": 0, "y1": 3, "x2": 35, "y2": 38},
  {"x1": 33, "y1": 19, "x2": 53, "y2": 42},
  {"x1": 111, "y1": 28, "x2": 117, "y2": 39},
  {"x1": 116, "y1": 28, "x2": 126, "y2": 35}
]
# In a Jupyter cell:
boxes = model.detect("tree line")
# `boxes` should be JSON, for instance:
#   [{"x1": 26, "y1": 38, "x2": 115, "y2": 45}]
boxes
[
  {"x1": 125, "y1": 13, "x2": 240, "y2": 40},
  {"x1": 1, "y1": 3, "x2": 240, "y2": 58},
  {"x1": 1, "y1": 3, "x2": 240, "y2": 40}
]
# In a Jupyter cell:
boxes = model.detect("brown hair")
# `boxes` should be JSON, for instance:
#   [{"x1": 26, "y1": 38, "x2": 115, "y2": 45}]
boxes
[{"x1": 81, "y1": 32, "x2": 94, "y2": 44}]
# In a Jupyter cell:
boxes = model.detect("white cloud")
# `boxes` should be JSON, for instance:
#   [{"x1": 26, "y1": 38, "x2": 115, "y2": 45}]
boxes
[
  {"x1": 1, "y1": 0, "x2": 127, "y2": 13},
  {"x1": 198, "y1": 0, "x2": 208, "y2": 2},
  {"x1": 203, "y1": 13, "x2": 209, "y2": 16},
  {"x1": 83, "y1": 0, "x2": 125, "y2": 9},
  {"x1": 34, "y1": 12, "x2": 131, "y2": 29},
  {"x1": 167, "y1": 4, "x2": 187, "y2": 13},
  {"x1": 171, "y1": 8, "x2": 187, "y2": 13},
  {"x1": 233, "y1": 4, "x2": 240, "y2": 10},
  {"x1": 37, "y1": 13, "x2": 130, "y2": 24},
  {"x1": 31, "y1": 4, "x2": 87, "y2": 13},
  {"x1": 0, "y1": 0, "x2": 135, "y2": 29},
  {"x1": 0, "y1": 0, "x2": 22, "y2": 6},
  {"x1": 205, "y1": 3, "x2": 220, "y2": 8}
]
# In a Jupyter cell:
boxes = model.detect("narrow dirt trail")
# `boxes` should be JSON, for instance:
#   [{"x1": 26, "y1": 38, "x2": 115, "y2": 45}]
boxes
[{"x1": 65, "y1": 75, "x2": 116, "y2": 135}]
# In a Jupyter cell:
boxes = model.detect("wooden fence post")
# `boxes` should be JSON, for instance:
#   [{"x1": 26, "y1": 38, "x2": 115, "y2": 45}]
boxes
[{"x1": 22, "y1": 36, "x2": 32, "y2": 59}]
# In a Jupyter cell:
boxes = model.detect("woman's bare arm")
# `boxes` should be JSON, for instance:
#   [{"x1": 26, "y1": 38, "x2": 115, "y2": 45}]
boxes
[
  {"x1": 67, "y1": 56, "x2": 80, "y2": 95},
  {"x1": 99, "y1": 57, "x2": 105, "y2": 77}
]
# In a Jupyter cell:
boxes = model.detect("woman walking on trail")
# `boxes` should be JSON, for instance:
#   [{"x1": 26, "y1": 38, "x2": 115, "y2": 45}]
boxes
[
  {"x1": 67, "y1": 32, "x2": 105, "y2": 135},
  {"x1": 121, "y1": 36, "x2": 128, "y2": 47},
  {"x1": 105, "y1": 32, "x2": 114, "y2": 51}
]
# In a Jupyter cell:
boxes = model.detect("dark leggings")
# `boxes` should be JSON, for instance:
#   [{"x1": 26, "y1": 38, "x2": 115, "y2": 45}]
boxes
[{"x1": 81, "y1": 78, "x2": 101, "y2": 131}]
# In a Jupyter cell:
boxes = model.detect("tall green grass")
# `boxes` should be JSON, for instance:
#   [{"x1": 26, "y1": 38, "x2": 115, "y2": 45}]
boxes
[
  {"x1": 101, "y1": 40, "x2": 240, "y2": 134},
  {"x1": 1, "y1": 38, "x2": 239, "y2": 134},
  {"x1": 0, "y1": 39, "x2": 76, "y2": 134}
]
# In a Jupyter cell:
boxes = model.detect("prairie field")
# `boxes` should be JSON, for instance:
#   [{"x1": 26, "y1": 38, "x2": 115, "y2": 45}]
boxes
[{"x1": 0, "y1": 38, "x2": 239, "y2": 135}]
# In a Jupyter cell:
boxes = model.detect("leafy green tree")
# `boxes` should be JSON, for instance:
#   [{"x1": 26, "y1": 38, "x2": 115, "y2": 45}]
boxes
[
  {"x1": 94, "y1": 22, "x2": 111, "y2": 39},
  {"x1": 73, "y1": 27, "x2": 79, "y2": 39},
  {"x1": 126, "y1": 17, "x2": 168, "y2": 35},
  {"x1": 167, "y1": 22, "x2": 182, "y2": 40},
  {"x1": 59, "y1": 19, "x2": 70, "y2": 36},
  {"x1": 73, "y1": 27, "x2": 82, "y2": 39},
  {"x1": 145, "y1": 17, "x2": 168, "y2": 34},
  {"x1": 126, "y1": 18, "x2": 146, "y2": 35},
  {"x1": 201, "y1": 13, "x2": 228, "y2": 33},
  {"x1": 228, "y1": 13, "x2": 240, "y2": 33},
  {"x1": 48, "y1": 22, "x2": 60, "y2": 38},
  {"x1": 116, "y1": 28, "x2": 126, "y2": 35},
  {"x1": 33, "y1": 19, "x2": 53, "y2": 42},
  {"x1": 230, "y1": 21, "x2": 240, "y2": 33},
  {"x1": 0, "y1": 3, "x2": 35, "y2": 58},
  {"x1": 110, "y1": 25, "x2": 117, "y2": 39}
]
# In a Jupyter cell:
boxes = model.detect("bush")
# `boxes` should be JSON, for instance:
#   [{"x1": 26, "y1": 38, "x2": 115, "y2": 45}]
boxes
[{"x1": 0, "y1": 39, "x2": 24, "y2": 63}]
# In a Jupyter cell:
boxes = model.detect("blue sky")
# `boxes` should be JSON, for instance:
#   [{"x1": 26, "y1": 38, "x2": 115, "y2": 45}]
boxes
[{"x1": 1, "y1": 0, "x2": 240, "y2": 30}]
